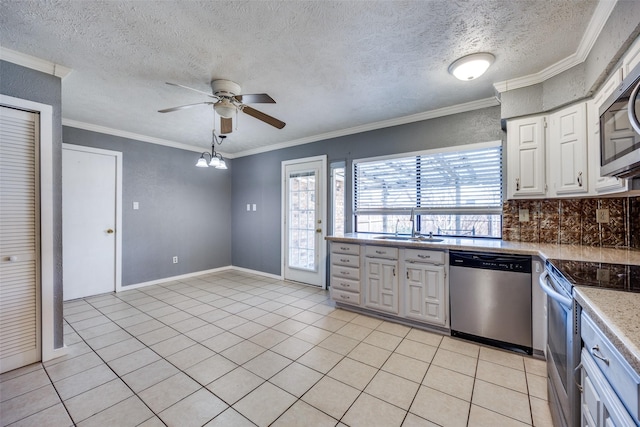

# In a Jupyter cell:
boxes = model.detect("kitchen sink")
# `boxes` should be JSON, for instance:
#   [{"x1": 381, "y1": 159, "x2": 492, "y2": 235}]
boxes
[{"x1": 374, "y1": 235, "x2": 444, "y2": 242}]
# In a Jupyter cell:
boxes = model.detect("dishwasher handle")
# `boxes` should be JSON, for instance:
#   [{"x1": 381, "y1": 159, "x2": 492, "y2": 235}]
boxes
[{"x1": 538, "y1": 270, "x2": 572, "y2": 309}]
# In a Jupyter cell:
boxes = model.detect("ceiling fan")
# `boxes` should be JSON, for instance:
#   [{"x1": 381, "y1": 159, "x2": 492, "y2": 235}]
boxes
[{"x1": 158, "y1": 79, "x2": 286, "y2": 134}]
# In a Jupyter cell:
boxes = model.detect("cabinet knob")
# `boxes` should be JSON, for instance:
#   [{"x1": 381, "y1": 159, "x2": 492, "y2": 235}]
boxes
[{"x1": 106, "y1": 229, "x2": 114, "y2": 234}]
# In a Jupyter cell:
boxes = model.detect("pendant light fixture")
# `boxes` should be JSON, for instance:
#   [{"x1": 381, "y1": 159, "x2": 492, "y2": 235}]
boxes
[
  {"x1": 448, "y1": 52, "x2": 495, "y2": 81},
  {"x1": 195, "y1": 133, "x2": 228, "y2": 170}
]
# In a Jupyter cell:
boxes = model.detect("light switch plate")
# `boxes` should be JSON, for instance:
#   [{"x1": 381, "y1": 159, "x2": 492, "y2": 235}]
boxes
[
  {"x1": 133, "y1": 201, "x2": 139, "y2": 210},
  {"x1": 519, "y1": 209, "x2": 529, "y2": 222}
]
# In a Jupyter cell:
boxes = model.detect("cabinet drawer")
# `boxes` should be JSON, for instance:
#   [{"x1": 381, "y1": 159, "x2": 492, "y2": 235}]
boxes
[
  {"x1": 331, "y1": 277, "x2": 361, "y2": 292},
  {"x1": 332, "y1": 265, "x2": 360, "y2": 280},
  {"x1": 581, "y1": 313, "x2": 640, "y2": 422},
  {"x1": 331, "y1": 242, "x2": 360, "y2": 255},
  {"x1": 365, "y1": 245, "x2": 398, "y2": 259},
  {"x1": 331, "y1": 288, "x2": 361, "y2": 306},
  {"x1": 331, "y1": 253, "x2": 360, "y2": 267},
  {"x1": 404, "y1": 249, "x2": 445, "y2": 265}
]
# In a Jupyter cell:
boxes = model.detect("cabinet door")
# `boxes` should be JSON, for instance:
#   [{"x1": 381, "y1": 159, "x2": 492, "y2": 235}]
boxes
[
  {"x1": 365, "y1": 258, "x2": 398, "y2": 314},
  {"x1": 549, "y1": 103, "x2": 588, "y2": 195},
  {"x1": 404, "y1": 263, "x2": 446, "y2": 326},
  {"x1": 507, "y1": 116, "x2": 546, "y2": 198}
]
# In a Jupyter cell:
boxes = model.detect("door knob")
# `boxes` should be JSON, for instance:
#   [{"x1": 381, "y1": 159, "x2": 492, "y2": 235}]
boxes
[
  {"x1": 106, "y1": 229, "x2": 114, "y2": 234},
  {"x1": 316, "y1": 228, "x2": 322, "y2": 233}
]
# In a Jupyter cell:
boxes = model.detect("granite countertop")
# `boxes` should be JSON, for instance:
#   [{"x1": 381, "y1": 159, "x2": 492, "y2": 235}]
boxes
[
  {"x1": 574, "y1": 287, "x2": 640, "y2": 374},
  {"x1": 326, "y1": 233, "x2": 640, "y2": 265}
]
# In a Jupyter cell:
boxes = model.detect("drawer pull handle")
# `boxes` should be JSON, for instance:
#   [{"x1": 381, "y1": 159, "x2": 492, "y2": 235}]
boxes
[
  {"x1": 340, "y1": 259, "x2": 350, "y2": 263},
  {"x1": 340, "y1": 271, "x2": 350, "y2": 275},
  {"x1": 516, "y1": 178, "x2": 520, "y2": 191},
  {"x1": 577, "y1": 171, "x2": 583, "y2": 187},
  {"x1": 591, "y1": 345, "x2": 609, "y2": 365},
  {"x1": 343, "y1": 283, "x2": 350, "y2": 287},
  {"x1": 340, "y1": 295, "x2": 350, "y2": 300},
  {"x1": 417, "y1": 254, "x2": 431, "y2": 259},
  {"x1": 340, "y1": 246, "x2": 349, "y2": 251},
  {"x1": 375, "y1": 250, "x2": 386, "y2": 255}
]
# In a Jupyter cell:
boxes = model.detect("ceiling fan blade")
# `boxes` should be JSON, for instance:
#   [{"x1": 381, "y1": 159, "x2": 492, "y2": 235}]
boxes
[
  {"x1": 234, "y1": 93, "x2": 276, "y2": 104},
  {"x1": 165, "y1": 82, "x2": 217, "y2": 98},
  {"x1": 242, "y1": 106, "x2": 286, "y2": 129},
  {"x1": 158, "y1": 102, "x2": 215, "y2": 113},
  {"x1": 220, "y1": 117, "x2": 233, "y2": 134}
]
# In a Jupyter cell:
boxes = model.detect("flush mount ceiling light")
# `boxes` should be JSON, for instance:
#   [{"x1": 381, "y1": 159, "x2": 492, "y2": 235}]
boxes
[{"x1": 448, "y1": 52, "x2": 495, "y2": 81}]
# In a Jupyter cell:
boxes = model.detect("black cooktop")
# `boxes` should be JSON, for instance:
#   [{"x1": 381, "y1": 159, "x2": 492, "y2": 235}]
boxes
[{"x1": 548, "y1": 259, "x2": 640, "y2": 293}]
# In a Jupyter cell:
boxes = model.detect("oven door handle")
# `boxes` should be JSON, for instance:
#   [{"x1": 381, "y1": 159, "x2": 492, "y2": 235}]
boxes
[{"x1": 538, "y1": 271, "x2": 572, "y2": 308}]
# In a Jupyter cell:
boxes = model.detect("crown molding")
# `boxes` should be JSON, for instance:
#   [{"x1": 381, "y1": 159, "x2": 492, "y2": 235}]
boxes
[
  {"x1": 0, "y1": 47, "x2": 72, "y2": 78},
  {"x1": 233, "y1": 97, "x2": 500, "y2": 158},
  {"x1": 493, "y1": 0, "x2": 617, "y2": 93},
  {"x1": 63, "y1": 97, "x2": 498, "y2": 159},
  {"x1": 61, "y1": 119, "x2": 223, "y2": 155}
]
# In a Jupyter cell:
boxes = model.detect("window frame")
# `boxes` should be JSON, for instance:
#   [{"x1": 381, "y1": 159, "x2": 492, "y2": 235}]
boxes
[{"x1": 352, "y1": 140, "x2": 503, "y2": 238}]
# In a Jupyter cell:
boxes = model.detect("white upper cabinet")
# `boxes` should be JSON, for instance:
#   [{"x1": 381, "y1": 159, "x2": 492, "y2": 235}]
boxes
[
  {"x1": 623, "y1": 36, "x2": 640, "y2": 78},
  {"x1": 549, "y1": 103, "x2": 588, "y2": 195},
  {"x1": 507, "y1": 116, "x2": 547, "y2": 198}
]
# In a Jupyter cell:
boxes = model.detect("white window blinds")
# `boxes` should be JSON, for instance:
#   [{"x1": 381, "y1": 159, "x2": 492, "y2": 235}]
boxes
[{"x1": 354, "y1": 143, "x2": 502, "y2": 215}]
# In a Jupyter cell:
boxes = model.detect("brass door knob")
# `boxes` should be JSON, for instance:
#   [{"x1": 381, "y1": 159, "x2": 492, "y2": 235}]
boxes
[{"x1": 106, "y1": 229, "x2": 114, "y2": 234}]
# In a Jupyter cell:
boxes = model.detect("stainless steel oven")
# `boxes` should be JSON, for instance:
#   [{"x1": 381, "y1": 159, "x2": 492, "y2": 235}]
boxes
[{"x1": 539, "y1": 262, "x2": 581, "y2": 427}]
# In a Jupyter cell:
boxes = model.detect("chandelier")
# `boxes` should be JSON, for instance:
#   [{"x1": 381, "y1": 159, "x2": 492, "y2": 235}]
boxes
[{"x1": 196, "y1": 133, "x2": 228, "y2": 169}]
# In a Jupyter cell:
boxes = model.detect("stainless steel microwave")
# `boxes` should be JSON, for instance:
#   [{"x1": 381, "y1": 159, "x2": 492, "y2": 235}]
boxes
[{"x1": 600, "y1": 62, "x2": 640, "y2": 178}]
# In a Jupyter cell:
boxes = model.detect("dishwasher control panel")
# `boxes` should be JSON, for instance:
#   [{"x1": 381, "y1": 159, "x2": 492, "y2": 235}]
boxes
[{"x1": 449, "y1": 251, "x2": 531, "y2": 273}]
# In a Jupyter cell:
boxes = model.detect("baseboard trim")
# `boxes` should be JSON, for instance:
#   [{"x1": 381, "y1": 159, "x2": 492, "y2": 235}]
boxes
[{"x1": 119, "y1": 265, "x2": 283, "y2": 291}]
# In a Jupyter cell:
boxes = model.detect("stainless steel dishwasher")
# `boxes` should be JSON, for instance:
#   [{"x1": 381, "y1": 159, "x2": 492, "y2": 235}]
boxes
[{"x1": 449, "y1": 251, "x2": 532, "y2": 354}]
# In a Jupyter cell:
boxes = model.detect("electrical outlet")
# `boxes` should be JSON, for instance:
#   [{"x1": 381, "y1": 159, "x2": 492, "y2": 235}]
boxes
[
  {"x1": 596, "y1": 268, "x2": 610, "y2": 282},
  {"x1": 596, "y1": 208, "x2": 610, "y2": 224},
  {"x1": 172, "y1": 256, "x2": 178, "y2": 264},
  {"x1": 518, "y1": 208, "x2": 530, "y2": 222}
]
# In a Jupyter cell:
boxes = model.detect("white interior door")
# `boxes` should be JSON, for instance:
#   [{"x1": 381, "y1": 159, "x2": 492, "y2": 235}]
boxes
[
  {"x1": 63, "y1": 145, "x2": 121, "y2": 300},
  {"x1": 0, "y1": 106, "x2": 41, "y2": 373},
  {"x1": 283, "y1": 156, "x2": 327, "y2": 288}
]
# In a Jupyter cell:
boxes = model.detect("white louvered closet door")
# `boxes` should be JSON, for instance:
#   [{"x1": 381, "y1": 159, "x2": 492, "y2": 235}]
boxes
[{"x1": 0, "y1": 106, "x2": 41, "y2": 374}]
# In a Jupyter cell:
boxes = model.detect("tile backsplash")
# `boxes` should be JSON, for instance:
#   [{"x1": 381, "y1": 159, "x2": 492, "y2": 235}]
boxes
[{"x1": 502, "y1": 197, "x2": 640, "y2": 249}]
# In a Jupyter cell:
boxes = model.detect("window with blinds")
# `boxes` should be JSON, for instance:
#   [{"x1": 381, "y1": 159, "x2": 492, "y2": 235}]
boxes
[{"x1": 354, "y1": 142, "x2": 503, "y2": 238}]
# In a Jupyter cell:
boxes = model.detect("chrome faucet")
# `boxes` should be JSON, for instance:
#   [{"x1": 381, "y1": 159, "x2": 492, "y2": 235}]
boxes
[{"x1": 410, "y1": 208, "x2": 418, "y2": 237}]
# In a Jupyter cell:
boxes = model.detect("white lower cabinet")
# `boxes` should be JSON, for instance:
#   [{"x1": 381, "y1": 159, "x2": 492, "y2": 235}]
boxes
[
  {"x1": 404, "y1": 262, "x2": 446, "y2": 326},
  {"x1": 580, "y1": 313, "x2": 639, "y2": 427},
  {"x1": 330, "y1": 242, "x2": 448, "y2": 328},
  {"x1": 329, "y1": 242, "x2": 361, "y2": 306},
  {"x1": 364, "y1": 257, "x2": 399, "y2": 314}
]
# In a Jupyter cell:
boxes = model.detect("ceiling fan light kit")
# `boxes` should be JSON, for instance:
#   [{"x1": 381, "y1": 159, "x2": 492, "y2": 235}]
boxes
[{"x1": 448, "y1": 52, "x2": 495, "y2": 81}]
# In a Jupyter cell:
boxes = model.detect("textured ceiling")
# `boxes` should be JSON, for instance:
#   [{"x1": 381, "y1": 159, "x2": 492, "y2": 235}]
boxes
[{"x1": 0, "y1": 0, "x2": 600, "y2": 155}]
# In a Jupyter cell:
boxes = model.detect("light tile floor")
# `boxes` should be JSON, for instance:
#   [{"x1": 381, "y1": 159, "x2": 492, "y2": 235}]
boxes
[{"x1": 0, "y1": 270, "x2": 554, "y2": 427}]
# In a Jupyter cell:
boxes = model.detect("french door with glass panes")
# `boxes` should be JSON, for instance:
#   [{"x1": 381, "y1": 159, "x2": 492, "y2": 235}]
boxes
[{"x1": 282, "y1": 156, "x2": 327, "y2": 288}]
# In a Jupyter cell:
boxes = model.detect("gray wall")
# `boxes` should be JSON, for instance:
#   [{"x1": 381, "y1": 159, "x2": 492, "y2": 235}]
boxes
[
  {"x1": 501, "y1": 0, "x2": 640, "y2": 119},
  {"x1": 63, "y1": 127, "x2": 232, "y2": 286},
  {"x1": 231, "y1": 106, "x2": 503, "y2": 276},
  {"x1": 0, "y1": 60, "x2": 64, "y2": 348}
]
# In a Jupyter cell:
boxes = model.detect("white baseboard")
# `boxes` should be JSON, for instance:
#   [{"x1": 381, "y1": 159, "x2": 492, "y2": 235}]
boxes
[
  {"x1": 120, "y1": 266, "x2": 234, "y2": 291},
  {"x1": 119, "y1": 265, "x2": 283, "y2": 292},
  {"x1": 229, "y1": 266, "x2": 283, "y2": 281}
]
